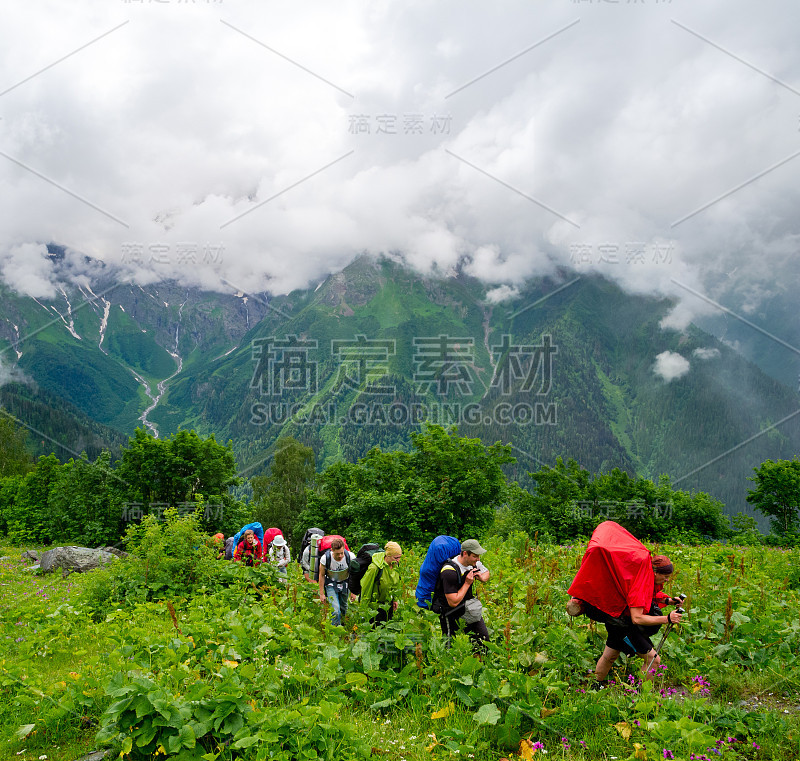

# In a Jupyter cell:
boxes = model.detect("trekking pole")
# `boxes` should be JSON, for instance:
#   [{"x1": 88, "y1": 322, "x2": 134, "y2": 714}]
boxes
[{"x1": 653, "y1": 605, "x2": 685, "y2": 660}]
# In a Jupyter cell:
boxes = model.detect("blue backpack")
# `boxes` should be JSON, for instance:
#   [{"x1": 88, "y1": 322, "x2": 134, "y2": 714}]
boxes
[
  {"x1": 232, "y1": 522, "x2": 264, "y2": 550},
  {"x1": 415, "y1": 535, "x2": 462, "y2": 609}
]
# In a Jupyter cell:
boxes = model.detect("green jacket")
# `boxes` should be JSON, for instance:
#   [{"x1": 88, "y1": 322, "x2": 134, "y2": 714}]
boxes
[{"x1": 360, "y1": 552, "x2": 400, "y2": 604}]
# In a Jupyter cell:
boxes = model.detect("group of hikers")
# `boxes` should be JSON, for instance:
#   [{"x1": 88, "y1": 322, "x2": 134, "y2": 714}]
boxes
[{"x1": 213, "y1": 520, "x2": 687, "y2": 684}]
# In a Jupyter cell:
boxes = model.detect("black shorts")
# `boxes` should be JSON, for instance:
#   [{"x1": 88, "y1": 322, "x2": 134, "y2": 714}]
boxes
[{"x1": 604, "y1": 623, "x2": 654, "y2": 655}]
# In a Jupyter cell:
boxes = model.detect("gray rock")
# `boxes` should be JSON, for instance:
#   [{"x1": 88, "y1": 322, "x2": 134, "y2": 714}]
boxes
[
  {"x1": 38, "y1": 546, "x2": 118, "y2": 575},
  {"x1": 21, "y1": 550, "x2": 40, "y2": 563},
  {"x1": 95, "y1": 546, "x2": 128, "y2": 559},
  {"x1": 73, "y1": 751, "x2": 111, "y2": 761}
]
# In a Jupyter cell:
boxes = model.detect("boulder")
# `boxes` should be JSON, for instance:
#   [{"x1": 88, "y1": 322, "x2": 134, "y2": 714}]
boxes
[
  {"x1": 21, "y1": 550, "x2": 40, "y2": 563},
  {"x1": 95, "y1": 546, "x2": 128, "y2": 559},
  {"x1": 38, "y1": 546, "x2": 118, "y2": 576}
]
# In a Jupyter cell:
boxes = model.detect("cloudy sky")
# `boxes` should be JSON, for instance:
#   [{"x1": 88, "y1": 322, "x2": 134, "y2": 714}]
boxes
[{"x1": 0, "y1": 0, "x2": 798, "y2": 326}]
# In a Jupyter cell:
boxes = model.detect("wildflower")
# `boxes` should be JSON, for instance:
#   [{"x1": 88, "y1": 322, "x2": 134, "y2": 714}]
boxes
[
  {"x1": 752, "y1": 742, "x2": 760, "y2": 749},
  {"x1": 663, "y1": 750, "x2": 674, "y2": 759}
]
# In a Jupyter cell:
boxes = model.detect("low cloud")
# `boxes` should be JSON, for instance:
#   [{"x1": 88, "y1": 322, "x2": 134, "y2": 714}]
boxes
[
  {"x1": 0, "y1": 244, "x2": 58, "y2": 299},
  {"x1": 485, "y1": 285, "x2": 520, "y2": 304},
  {"x1": 0, "y1": 355, "x2": 30, "y2": 387},
  {"x1": 653, "y1": 351, "x2": 690, "y2": 382},
  {"x1": 693, "y1": 347, "x2": 721, "y2": 360}
]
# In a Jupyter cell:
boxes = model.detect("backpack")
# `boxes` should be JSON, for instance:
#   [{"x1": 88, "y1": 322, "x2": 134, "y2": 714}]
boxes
[
  {"x1": 349, "y1": 543, "x2": 382, "y2": 598},
  {"x1": 298, "y1": 527, "x2": 324, "y2": 565},
  {"x1": 261, "y1": 528, "x2": 283, "y2": 560},
  {"x1": 430, "y1": 560, "x2": 461, "y2": 614},
  {"x1": 312, "y1": 535, "x2": 350, "y2": 582},
  {"x1": 232, "y1": 522, "x2": 264, "y2": 549},
  {"x1": 416, "y1": 535, "x2": 462, "y2": 609}
]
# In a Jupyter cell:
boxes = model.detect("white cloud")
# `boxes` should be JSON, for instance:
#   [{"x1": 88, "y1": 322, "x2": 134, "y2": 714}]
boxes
[
  {"x1": 485, "y1": 284, "x2": 519, "y2": 304},
  {"x1": 693, "y1": 347, "x2": 721, "y2": 360},
  {"x1": 653, "y1": 351, "x2": 691, "y2": 382},
  {"x1": 0, "y1": 0, "x2": 797, "y2": 316},
  {"x1": 0, "y1": 355, "x2": 30, "y2": 387},
  {"x1": 0, "y1": 244, "x2": 57, "y2": 298}
]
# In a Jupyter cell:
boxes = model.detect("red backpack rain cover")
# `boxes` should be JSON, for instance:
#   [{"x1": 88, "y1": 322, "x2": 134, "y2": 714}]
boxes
[
  {"x1": 317, "y1": 535, "x2": 349, "y2": 553},
  {"x1": 568, "y1": 521, "x2": 655, "y2": 617},
  {"x1": 261, "y1": 528, "x2": 283, "y2": 559}
]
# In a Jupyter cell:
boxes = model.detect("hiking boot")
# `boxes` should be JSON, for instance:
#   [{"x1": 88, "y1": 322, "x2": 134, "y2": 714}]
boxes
[{"x1": 566, "y1": 597, "x2": 583, "y2": 617}]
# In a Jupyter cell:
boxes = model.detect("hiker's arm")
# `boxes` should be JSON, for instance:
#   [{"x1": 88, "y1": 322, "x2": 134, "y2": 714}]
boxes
[
  {"x1": 629, "y1": 606, "x2": 684, "y2": 626},
  {"x1": 360, "y1": 565, "x2": 376, "y2": 603},
  {"x1": 445, "y1": 569, "x2": 474, "y2": 608},
  {"x1": 318, "y1": 563, "x2": 326, "y2": 601},
  {"x1": 475, "y1": 566, "x2": 490, "y2": 583},
  {"x1": 348, "y1": 552, "x2": 358, "y2": 600}
]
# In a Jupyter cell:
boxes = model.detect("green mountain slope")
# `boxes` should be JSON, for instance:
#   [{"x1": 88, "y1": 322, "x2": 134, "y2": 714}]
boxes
[
  {"x1": 151, "y1": 258, "x2": 800, "y2": 522},
  {"x1": 2, "y1": 252, "x2": 798, "y2": 525},
  {"x1": 0, "y1": 381, "x2": 127, "y2": 462}
]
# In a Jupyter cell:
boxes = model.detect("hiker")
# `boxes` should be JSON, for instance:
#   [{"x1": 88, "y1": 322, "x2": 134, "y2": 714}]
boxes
[
  {"x1": 317, "y1": 538, "x2": 357, "y2": 627},
  {"x1": 588, "y1": 555, "x2": 684, "y2": 684},
  {"x1": 433, "y1": 539, "x2": 491, "y2": 649},
  {"x1": 567, "y1": 522, "x2": 686, "y2": 685},
  {"x1": 268, "y1": 534, "x2": 291, "y2": 580},
  {"x1": 359, "y1": 541, "x2": 403, "y2": 625},
  {"x1": 233, "y1": 529, "x2": 262, "y2": 567}
]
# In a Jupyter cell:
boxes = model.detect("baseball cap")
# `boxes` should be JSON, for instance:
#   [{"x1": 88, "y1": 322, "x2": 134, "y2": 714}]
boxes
[{"x1": 461, "y1": 539, "x2": 487, "y2": 555}]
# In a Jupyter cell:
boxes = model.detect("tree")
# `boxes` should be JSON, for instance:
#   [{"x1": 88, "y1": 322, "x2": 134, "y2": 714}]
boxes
[
  {"x1": 0, "y1": 415, "x2": 32, "y2": 478},
  {"x1": 298, "y1": 425, "x2": 514, "y2": 545},
  {"x1": 115, "y1": 428, "x2": 239, "y2": 508},
  {"x1": 251, "y1": 437, "x2": 315, "y2": 545},
  {"x1": 747, "y1": 458, "x2": 800, "y2": 536},
  {"x1": 48, "y1": 451, "x2": 125, "y2": 546},
  {"x1": 3, "y1": 454, "x2": 63, "y2": 542},
  {"x1": 515, "y1": 458, "x2": 729, "y2": 543}
]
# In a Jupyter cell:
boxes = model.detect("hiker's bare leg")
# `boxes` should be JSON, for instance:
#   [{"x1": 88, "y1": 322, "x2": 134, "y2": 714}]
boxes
[
  {"x1": 640, "y1": 648, "x2": 661, "y2": 679},
  {"x1": 595, "y1": 646, "x2": 620, "y2": 681}
]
